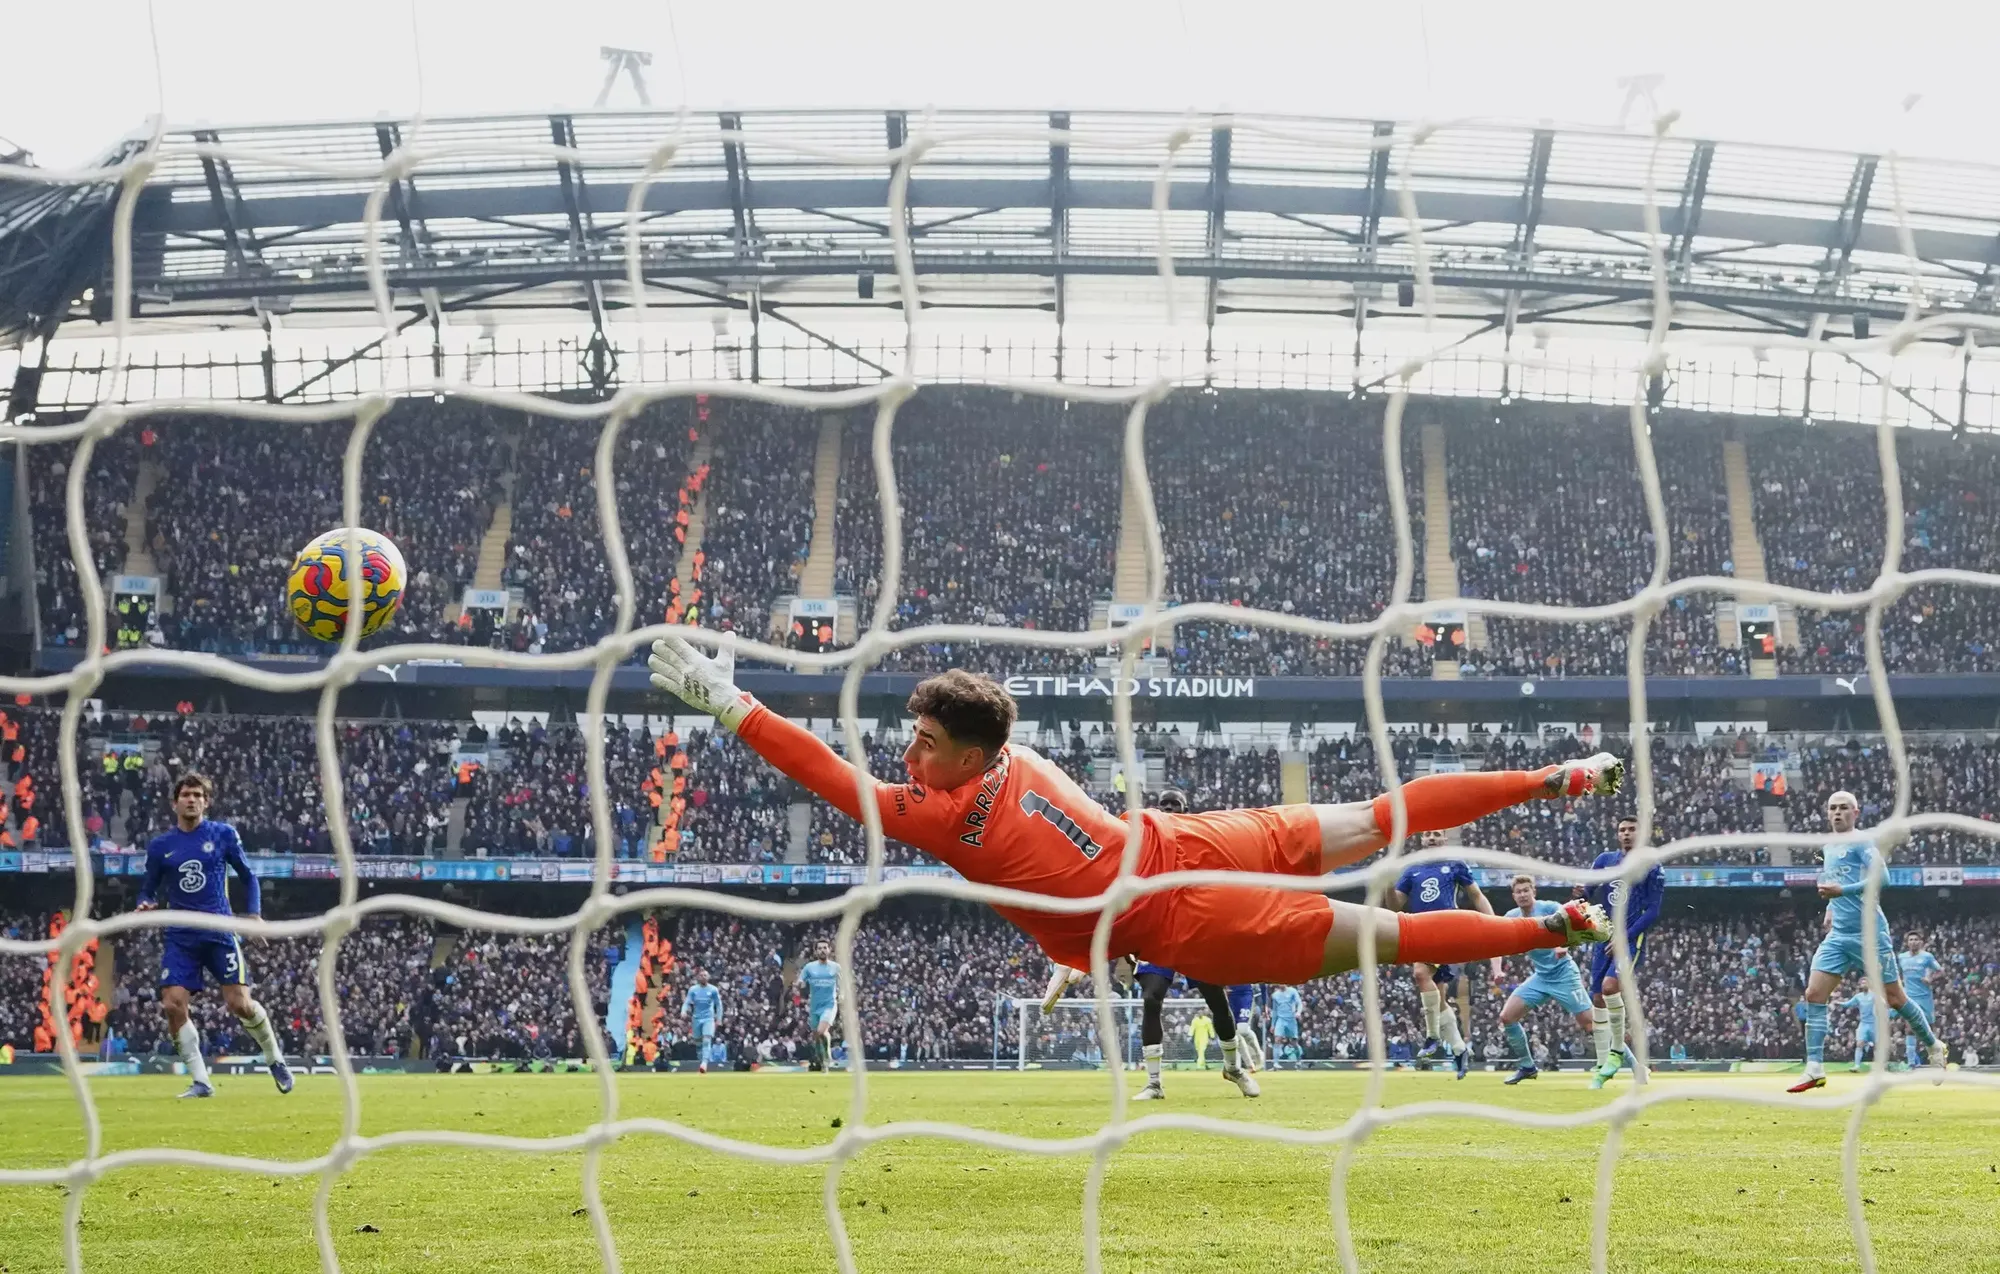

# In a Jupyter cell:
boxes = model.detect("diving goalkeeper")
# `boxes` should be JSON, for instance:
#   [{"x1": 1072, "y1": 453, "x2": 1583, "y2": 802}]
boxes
[{"x1": 648, "y1": 639, "x2": 1615, "y2": 986}]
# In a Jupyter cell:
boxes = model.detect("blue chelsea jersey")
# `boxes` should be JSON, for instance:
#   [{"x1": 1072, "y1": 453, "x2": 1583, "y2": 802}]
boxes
[
  {"x1": 139, "y1": 820, "x2": 258, "y2": 932},
  {"x1": 1395, "y1": 860, "x2": 1473, "y2": 913}
]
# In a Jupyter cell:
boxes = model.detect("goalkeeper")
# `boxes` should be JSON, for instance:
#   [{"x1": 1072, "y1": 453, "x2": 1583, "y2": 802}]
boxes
[{"x1": 648, "y1": 641, "x2": 1616, "y2": 986}]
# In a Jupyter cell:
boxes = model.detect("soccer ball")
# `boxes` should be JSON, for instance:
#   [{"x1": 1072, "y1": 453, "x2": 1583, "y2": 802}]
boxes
[{"x1": 287, "y1": 528, "x2": 407, "y2": 642}]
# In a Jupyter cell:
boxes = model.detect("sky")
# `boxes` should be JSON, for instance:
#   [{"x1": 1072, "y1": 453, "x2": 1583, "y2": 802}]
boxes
[{"x1": 7, "y1": 1, "x2": 2000, "y2": 169}]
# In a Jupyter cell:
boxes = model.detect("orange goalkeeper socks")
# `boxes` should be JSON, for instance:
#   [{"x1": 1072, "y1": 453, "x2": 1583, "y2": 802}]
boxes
[
  {"x1": 1395, "y1": 910, "x2": 1561, "y2": 964},
  {"x1": 1370, "y1": 769, "x2": 1543, "y2": 840}
]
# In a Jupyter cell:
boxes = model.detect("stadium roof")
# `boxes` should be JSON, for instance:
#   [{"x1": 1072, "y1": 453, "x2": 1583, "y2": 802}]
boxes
[{"x1": 5, "y1": 108, "x2": 2000, "y2": 355}]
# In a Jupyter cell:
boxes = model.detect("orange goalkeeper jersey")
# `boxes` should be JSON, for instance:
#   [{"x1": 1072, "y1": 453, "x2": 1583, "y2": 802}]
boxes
[{"x1": 735, "y1": 705, "x2": 1172, "y2": 967}]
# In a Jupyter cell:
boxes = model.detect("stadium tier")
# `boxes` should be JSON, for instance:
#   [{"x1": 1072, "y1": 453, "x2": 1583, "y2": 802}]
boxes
[
  {"x1": 8, "y1": 706, "x2": 2000, "y2": 865},
  {"x1": 26, "y1": 392, "x2": 2000, "y2": 678}
]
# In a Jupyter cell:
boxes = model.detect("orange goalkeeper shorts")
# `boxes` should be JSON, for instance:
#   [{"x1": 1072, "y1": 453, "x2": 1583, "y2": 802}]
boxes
[{"x1": 1138, "y1": 805, "x2": 1332, "y2": 987}]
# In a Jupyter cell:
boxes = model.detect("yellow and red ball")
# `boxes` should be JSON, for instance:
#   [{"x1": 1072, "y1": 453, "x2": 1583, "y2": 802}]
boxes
[{"x1": 287, "y1": 528, "x2": 407, "y2": 642}]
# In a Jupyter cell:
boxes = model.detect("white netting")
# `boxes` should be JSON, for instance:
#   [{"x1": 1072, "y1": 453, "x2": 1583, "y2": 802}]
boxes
[
  {"x1": 1017, "y1": 996, "x2": 1219, "y2": 1070},
  {"x1": 4, "y1": 102, "x2": 2000, "y2": 1274}
]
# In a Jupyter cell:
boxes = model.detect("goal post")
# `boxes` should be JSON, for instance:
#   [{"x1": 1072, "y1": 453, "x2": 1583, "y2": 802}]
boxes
[{"x1": 1015, "y1": 996, "x2": 1213, "y2": 1070}]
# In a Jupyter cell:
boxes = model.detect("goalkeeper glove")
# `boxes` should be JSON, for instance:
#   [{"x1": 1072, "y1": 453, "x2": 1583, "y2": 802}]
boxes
[{"x1": 647, "y1": 635, "x2": 754, "y2": 730}]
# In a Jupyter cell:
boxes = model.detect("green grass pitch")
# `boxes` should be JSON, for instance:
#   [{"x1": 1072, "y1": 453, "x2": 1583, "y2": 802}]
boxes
[{"x1": 2, "y1": 1070, "x2": 1996, "y2": 1273}]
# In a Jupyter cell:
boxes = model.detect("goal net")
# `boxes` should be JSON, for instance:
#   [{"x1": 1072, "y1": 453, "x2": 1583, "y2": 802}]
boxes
[
  {"x1": 1017, "y1": 996, "x2": 1217, "y2": 1070},
  {"x1": 3, "y1": 103, "x2": 1994, "y2": 1274}
]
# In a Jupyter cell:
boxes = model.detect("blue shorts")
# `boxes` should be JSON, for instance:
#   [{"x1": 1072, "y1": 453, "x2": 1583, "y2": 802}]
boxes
[
  {"x1": 1514, "y1": 967, "x2": 1592, "y2": 1017},
  {"x1": 1425, "y1": 963, "x2": 1457, "y2": 986},
  {"x1": 1225, "y1": 985, "x2": 1255, "y2": 1018},
  {"x1": 1588, "y1": 932, "x2": 1649, "y2": 991},
  {"x1": 1905, "y1": 993, "x2": 1935, "y2": 1023},
  {"x1": 160, "y1": 931, "x2": 249, "y2": 991},
  {"x1": 1272, "y1": 1018, "x2": 1299, "y2": 1040},
  {"x1": 812, "y1": 1005, "x2": 838, "y2": 1032},
  {"x1": 1811, "y1": 932, "x2": 1899, "y2": 982},
  {"x1": 1135, "y1": 962, "x2": 1175, "y2": 981},
  {"x1": 693, "y1": 1019, "x2": 716, "y2": 1041}
]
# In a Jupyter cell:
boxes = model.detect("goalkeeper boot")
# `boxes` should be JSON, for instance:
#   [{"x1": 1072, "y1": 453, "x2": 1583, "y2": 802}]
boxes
[
  {"x1": 1503, "y1": 1065, "x2": 1538, "y2": 1086},
  {"x1": 1041, "y1": 963, "x2": 1082, "y2": 1013},
  {"x1": 1133, "y1": 1080, "x2": 1165, "y2": 1101},
  {"x1": 270, "y1": 1059, "x2": 295, "y2": 1095},
  {"x1": 1545, "y1": 753, "x2": 1625, "y2": 798},
  {"x1": 1786, "y1": 1065, "x2": 1827, "y2": 1094},
  {"x1": 178, "y1": 1080, "x2": 215, "y2": 1099},
  {"x1": 1221, "y1": 1065, "x2": 1261, "y2": 1098},
  {"x1": 1549, "y1": 899, "x2": 1612, "y2": 947}
]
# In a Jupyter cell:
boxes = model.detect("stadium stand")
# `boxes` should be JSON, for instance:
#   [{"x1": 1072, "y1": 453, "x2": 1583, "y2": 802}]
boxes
[
  {"x1": 838, "y1": 391, "x2": 1122, "y2": 675},
  {"x1": 694, "y1": 404, "x2": 818, "y2": 639},
  {"x1": 11, "y1": 703, "x2": 2000, "y2": 867},
  {"x1": 1753, "y1": 422, "x2": 2000, "y2": 673},
  {"x1": 1446, "y1": 409, "x2": 1738, "y2": 678},
  {"x1": 8, "y1": 898, "x2": 1995, "y2": 1065},
  {"x1": 419, "y1": 924, "x2": 619, "y2": 1061},
  {"x1": 25, "y1": 395, "x2": 2000, "y2": 679},
  {"x1": 499, "y1": 410, "x2": 693, "y2": 654},
  {"x1": 29, "y1": 433, "x2": 136, "y2": 650},
  {"x1": 1146, "y1": 394, "x2": 1434, "y2": 677},
  {"x1": 107, "y1": 914, "x2": 441, "y2": 1058}
]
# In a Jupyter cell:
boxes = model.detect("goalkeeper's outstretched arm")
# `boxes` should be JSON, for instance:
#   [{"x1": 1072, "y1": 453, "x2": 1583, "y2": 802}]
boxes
[{"x1": 647, "y1": 635, "x2": 961, "y2": 847}]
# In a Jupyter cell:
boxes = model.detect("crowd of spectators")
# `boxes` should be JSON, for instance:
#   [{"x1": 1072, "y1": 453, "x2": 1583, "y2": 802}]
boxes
[
  {"x1": 30, "y1": 433, "x2": 136, "y2": 649},
  {"x1": 693, "y1": 405, "x2": 818, "y2": 642},
  {"x1": 839, "y1": 391, "x2": 1122, "y2": 675},
  {"x1": 1786, "y1": 735, "x2": 2000, "y2": 864},
  {"x1": 650, "y1": 913, "x2": 796, "y2": 1061},
  {"x1": 1146, "y1": 395, "x2": 1432, "y2": 677},
  {"x1": 1754, "y1": 423, "x2": 2000, "y2": 673},
  {"x1": 7, "y1": 894, "x2": 1999, "y2": 1066},
  {"x1": 1164, "y1": 744, "x2": 1283, "y2": 811},
  {"x1": 420, "y1": 924, "x2": 619, "y2": 1060},
  {"x1": 1447, "y1": 410, "x2": 1739, "y2": 678},
  {"x1": 497, "y1": 410, "x2": 691, "y2": 654},
  {"x1": 108, "y1": 914, "x2": 438, "y2": 1057},
  {"x1": 31, "y1": 393, "x2": 2000, "y2": 679},
  {"x1": 643, "y1": 905, "x2": 1037, "y2": 1066},
  {"x1": 100, "y1": 711, "x2": 459, "y2": 855},
  {"x1": 0, "y1": 910, "x2": 54, "y2": 1055},
  {"x1": 459, "y1": 718, "x2": 792, "y2": 861},
  {"x1": 141, "y1": 408, "x2": 508, "y2": 653}
]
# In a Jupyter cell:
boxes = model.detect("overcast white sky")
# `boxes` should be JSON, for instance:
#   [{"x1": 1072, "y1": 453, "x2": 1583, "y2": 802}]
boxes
[{"x1": 7, "y1": 1, "x2": 2000, "y2": 168}]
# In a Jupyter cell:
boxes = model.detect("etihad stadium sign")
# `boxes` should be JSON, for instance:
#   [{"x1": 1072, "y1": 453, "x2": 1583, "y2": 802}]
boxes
[{"x1": 1000, "y1": 675, "x2": 1258, "y2": 699}]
